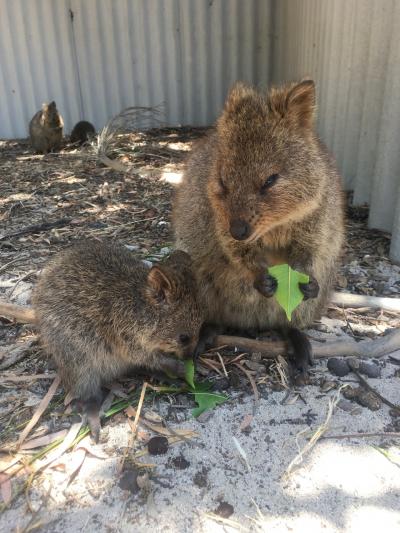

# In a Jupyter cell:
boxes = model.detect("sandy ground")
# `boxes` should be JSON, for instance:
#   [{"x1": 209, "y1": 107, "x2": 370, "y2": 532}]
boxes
[
  {"x1": 1, "y1": 131, "x2": 400, "y2": 532},
  {"x1": 1, "y1": 343, "x2": 400, "y2": 533}
]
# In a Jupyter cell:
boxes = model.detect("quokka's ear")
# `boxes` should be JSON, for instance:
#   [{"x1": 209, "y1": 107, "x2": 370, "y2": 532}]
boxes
[
  {"x1": 285, "y1": 80, "x2": 316, "y2": 129},
  {"x1": 220, "y1": 82, "x2": 263, "y2": 124},
  {"x1": 146, "y1": 264, "x2": 176, "y2": 305}
]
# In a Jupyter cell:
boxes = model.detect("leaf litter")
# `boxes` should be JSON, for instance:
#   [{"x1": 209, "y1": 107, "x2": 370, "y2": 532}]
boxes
[{"x1": 0, "y1": 132, "x2": 399, "y2": 529}]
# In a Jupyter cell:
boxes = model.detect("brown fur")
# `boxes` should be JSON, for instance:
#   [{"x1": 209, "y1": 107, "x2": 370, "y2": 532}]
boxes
[
  {"x1": 70, "y1": 120, "x2": 96, "y2": 145},
  {"x1": 173, "y1": 80, "x2": 344, "y2": 332},
  {"x1": 29, "y1": 101, "x2": 63, "y2": 153},
  {"x1": 1, "y1": 241, "x2": 202, "y2": 404}
]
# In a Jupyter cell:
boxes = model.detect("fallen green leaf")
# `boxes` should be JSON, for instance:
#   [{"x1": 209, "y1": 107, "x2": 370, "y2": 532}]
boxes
[
  {"x1": 184, "y1": 359, "x2": 195, "y2": 389},
  {"x1": 184, "y1": 360, "x2": 228, "y2": 416},
  {"x1": 268, "y1": 264, "x2": 309, "y2": 321},
  {"x1": 191, "y1": 383, "x2": 228, "y2": 417}
]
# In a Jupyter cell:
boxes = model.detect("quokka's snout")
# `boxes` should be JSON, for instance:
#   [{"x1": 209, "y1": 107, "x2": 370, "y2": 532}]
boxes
[{"x1": 229, "y1": 219, "x2": 251, "y2": 241}]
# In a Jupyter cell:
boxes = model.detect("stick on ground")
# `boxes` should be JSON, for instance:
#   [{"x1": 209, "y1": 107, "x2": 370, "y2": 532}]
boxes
[
  {"x1": 331, "y1": 291, "x2": 400, "y2": 312},
  {"x1": 0, "y1": 218, "x2": 71, "y2": 241},
  {"x1": 17, "y1": 375, "x2": 61, "y2": 448},
  {"x1": 213, "y1": 327, "x2": 400, "y2": 360}
]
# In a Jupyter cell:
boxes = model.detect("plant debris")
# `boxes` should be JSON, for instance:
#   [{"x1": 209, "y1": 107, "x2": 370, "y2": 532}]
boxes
[{"x1": 0, "y1": 130, "x2": 399, "y2": 529}]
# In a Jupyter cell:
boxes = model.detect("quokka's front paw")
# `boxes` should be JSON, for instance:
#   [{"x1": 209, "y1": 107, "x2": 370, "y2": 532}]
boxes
[
  {"x1": 299, "y1": 276, "x2": 319, "y2": 300},
  {"x1": 254, "y1": 271, "x2": 278, "y2": 298}
]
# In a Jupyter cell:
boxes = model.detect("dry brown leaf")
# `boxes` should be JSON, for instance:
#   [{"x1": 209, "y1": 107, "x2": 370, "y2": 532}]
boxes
[
  {"x1": 65, "y1": 448, "x2": 87, "y2": 487},
  {"x1": 239, "y1": 414, "x2": 253, "y2": 432},
  {"x1": 20, "y1": 430, "x2": 68, "y2": 450},
  {"x1": 63, "y1": 391, "x2": 76, "y2": 406},
  {"x1": 17, "y1": 375, "x2": 61, "y2": 448},
  {"x1": 75, "y1": 436, "x2": 109, "y2": 459},
  {"x1": 125, "y1": 405, "x2": 136, "y2": 418},
  {"x1": 34, "y1": 421, "x2": 83, "y2": 473},
  {"x1": 0, "y1": 455, "x2": 21, "y2": 474},
  {"x1": 235, "y1": 363, "x2": 260, "y2": 402},
  {"x1": 0, "y1": 473, "x2": 12, "y2": 505},
  {"x1": 126, "y1": 406, "x2": 196, "y2": 438},
  {"x1": 137, "y1": 429, "x2": 151, "y2": 443},
  {"x1": 110, "y1": 382, "x2": 129, "y2": 399}
]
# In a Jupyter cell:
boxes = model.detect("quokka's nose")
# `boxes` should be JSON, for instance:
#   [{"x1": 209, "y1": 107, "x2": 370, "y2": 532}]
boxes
[{"x1": 230, "y1": 219, "x2": 251, "y2": 240}]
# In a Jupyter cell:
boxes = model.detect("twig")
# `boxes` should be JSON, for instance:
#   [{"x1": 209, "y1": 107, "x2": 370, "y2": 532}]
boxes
[
  {"x1": 17, "y1": 375, "x2": 61, "y2": 448},
  {"x1": 163, "y1": 420, "x2": 201, "y2": 448},
  {"x1": 98, "y1": 155, "x2": 132, "y2": 174},
  {"x1": 125, "y1": 406, "x2": 196, "y2": 438},
  {"x1": 21, "y1": 485, "x2": 51, "y2": 533},
  {"x1": 0, "y1": 373, "x2": 57, "y2": 383},
  {"x1": 274, "y1": 355, "x2": 290, "y2": 390},
  {"x1": 199, "y1": 357, "x2": 224, "y2": 376},
  {"x1": 205, "y1": 512, "x2": 249, "y2": 532},
  {"x1": 216, "y1": 352, "x2": 228, "y2": 378},
  {"x1": 0, "y1": 218, "x2": 71, "y2": 241},
  {"x1": 213, "y1": 328, "x2": 400, "y2": 359},
  {"x1": 322, "y1": 431, "x2": 400, "y2": 440},
  {"x1": 120, "y1": 382, "x2": 147, "y2": 473},
  {"x1": 8, "y1": 270, "x2": 36, "y2": 298},
  {"x1": 348, "y1": 362, "x2": 400, "y2": 413},
  {"x1": 283, "y1": 386, "x2": 345, "y2": 478},
  {"x1": 224, "y1": 352, "x2": 248, "y2": 365},
  {"x1": 214, "y1": 336, "x2": 285, "y2": 357},
  {"x1": 130, "y1": 382, "x2": 147, "y2": 439},
  {"x1": 235, "y1": 363, "x2": 260, "y2": 403},
  {"x1": 0, "y1": 301, "x2": 36, "y2": 323},
  {"x1": 332, "y1": 291, "x2": 400, "y2": 312},
  {"x1": 232, "y1": 436, "x2": 251, "y2": 472},
  {"x1": 0, "y1": 258, "x2": 23, "y2": 274}
]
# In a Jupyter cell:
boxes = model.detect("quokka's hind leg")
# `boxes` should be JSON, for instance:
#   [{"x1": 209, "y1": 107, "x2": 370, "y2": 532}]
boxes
[
  {"x1": 284, "y1": 327, "x2": 313, "y2": 380},
  {"x1": 82, "y1": 393, "x2": 104, "y2": 443},
  {"x1": 64, "y1": 367, "x2": 105, "y2": 443}
]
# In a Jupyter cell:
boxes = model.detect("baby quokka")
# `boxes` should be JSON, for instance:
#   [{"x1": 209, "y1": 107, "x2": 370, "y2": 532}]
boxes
[{"x1": 0, "y1": 241, "x2": 202, "y2": 440}]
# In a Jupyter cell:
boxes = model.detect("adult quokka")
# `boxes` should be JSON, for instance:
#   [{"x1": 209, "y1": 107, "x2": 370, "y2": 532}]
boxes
[{"x1": 173, "y1": 80, "x2": 344, "y2": 375}]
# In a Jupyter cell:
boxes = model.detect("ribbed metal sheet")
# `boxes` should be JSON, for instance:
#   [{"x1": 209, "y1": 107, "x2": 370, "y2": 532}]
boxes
[
  {"x1": 1, "y1": 0, "x2": 400, "y2": 260},
  {"x1": 272, "y1": 0, "x2": 400, "y2": 261},
  {"x1": 0, "y1": 0, "x2": 272, "y2": 137},
  {"x1": 0, "y1": 0, "x2": 81, "y2": 137}
]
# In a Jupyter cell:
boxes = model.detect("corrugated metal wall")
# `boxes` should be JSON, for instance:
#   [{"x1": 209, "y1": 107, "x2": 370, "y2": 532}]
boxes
[
  {"x1": 272, "y1": 0, "x2": 400, "y2": 261},
  {"x1": 1, "y1": 0, "x2": 400, "y2": 260},
  {"x1": 0, "y1": 0, "x2": 272, "y2": 136}
]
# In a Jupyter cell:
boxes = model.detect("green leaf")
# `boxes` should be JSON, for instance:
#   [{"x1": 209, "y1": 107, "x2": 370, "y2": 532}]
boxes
[
  {"x1": 191, "y1": 383, "x2": 228, "y2": 417},
  {"x1": 268, "y1": 264, "x2": 309, "y2": 321},
  {"x1": 164, "y1": 359, "x2": 227, "y2": 417},
  {"x1": 184, "y1": 359, "x2": 195, "y2": 390}
]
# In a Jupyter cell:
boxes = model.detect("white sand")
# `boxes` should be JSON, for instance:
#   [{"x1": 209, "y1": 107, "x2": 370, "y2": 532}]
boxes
[{"x1": 1, "y1": 355, "x2": 399, "y2": 533}]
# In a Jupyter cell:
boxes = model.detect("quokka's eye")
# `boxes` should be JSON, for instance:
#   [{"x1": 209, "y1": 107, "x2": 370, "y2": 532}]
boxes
[{"x1": 260, "y1": 173, "x2": 279, "y2": 195}]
